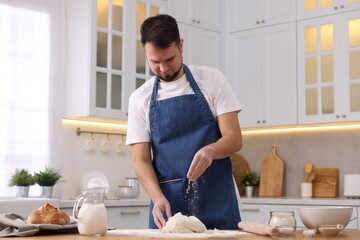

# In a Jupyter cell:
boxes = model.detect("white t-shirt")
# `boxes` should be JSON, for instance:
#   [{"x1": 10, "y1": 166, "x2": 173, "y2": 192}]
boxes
[{"x1": 126, "y1": 65, "x2": 242, "y2": 145}]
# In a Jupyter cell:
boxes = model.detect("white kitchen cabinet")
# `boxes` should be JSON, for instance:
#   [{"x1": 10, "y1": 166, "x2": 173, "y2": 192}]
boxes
[
  {"x1": 239, "y1": 203, "x2": 270, "y2": 224},
  {"x1": 65, "y1": 0, "x2": 165, "y2": 122},
  {"x1": 107, "y1": 206, "x2": 149, "y2": 229},
  {"x1": 297, "y1": 11, "x2": 360, "y2": 124},
  {"x1": 60, "y1": 205, "x2": 149, "y2": 229},
  {"x1": 167, "y1": 0, "x2": 224, "y2": 32},
  {"x1": 179, "y1": 23, "x2": 225, "y2": 73},
  {"x1": 167, "y1": 0, "x2": 225, "y2": 73},
  {"x1": 227, "y1": 0, "x2": 296, "y2": 32},
  {"x1": 297, "y1": 0, "x2": 360, "y2": 21},
  {"x1": 228, "y1": 23, "x2": 297, "y2": 128}
]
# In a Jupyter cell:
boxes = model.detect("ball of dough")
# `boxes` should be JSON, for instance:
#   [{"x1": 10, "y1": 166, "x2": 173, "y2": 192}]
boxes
[{"x1": 162, "y1": 212, "x2": 206, "y2": 233}]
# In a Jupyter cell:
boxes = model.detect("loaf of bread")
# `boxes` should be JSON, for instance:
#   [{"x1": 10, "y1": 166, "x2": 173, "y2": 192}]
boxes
[{"x1": 27, "y1": 203, "x2": 70, "y2": 225}]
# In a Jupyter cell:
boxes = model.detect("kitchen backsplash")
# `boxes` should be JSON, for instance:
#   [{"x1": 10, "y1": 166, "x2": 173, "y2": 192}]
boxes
[
  {"x1": 239, "y1": 126, "x2": 360, "y2": 197},
  {"x1": 60, "y1": 120, "x2": 148, "y2": 200},
  {"x1": 59, "y1": 120, "x2": 360, "y2": 200}
]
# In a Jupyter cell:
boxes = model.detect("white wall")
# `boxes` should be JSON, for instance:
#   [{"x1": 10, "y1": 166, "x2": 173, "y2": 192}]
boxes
[{"x1": 59, "y1": 120, "x2": 148, "y2": 200}]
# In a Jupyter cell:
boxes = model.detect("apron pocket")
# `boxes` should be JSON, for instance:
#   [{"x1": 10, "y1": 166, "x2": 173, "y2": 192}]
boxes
[{"x1": 159, "y1": 178, "x2": 185, "y2": 215}]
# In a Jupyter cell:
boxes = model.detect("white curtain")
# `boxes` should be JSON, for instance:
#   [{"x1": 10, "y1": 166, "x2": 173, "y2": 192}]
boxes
[{"x1": 0, "y1": 0, "x2": 64, "y2": 197}]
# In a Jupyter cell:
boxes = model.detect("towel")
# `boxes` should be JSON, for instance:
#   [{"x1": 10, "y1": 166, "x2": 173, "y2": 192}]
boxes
[{"x1": 0, "y1": 213, "x2": 77, "y2": 237}]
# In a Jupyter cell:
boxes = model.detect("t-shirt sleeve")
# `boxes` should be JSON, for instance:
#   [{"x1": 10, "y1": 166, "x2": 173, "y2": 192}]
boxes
[
  {"x1": 212, "y1": 69, "x2": 242, "y2": 116},
  {"x1": 125, "y1": 93, "x2": 151, "y2": 145}
]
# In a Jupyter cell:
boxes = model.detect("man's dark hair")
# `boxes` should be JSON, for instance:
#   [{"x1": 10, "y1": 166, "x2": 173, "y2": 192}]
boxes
[{"x1": 140, "y1": 14, "x2": 180, "y2": 49}]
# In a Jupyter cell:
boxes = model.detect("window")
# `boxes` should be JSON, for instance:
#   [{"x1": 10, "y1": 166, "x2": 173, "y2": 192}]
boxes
[{"x1": 0, "y1": 0, "x2": 64, "y2": 197}]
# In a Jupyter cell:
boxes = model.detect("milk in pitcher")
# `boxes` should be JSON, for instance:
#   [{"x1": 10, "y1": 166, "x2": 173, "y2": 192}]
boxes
[{"x1": 77, "y1": 202, "x2": 108, "y2": 235}]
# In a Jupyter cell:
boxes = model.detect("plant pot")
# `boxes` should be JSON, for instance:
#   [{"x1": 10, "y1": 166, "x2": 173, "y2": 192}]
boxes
[
  {"x1": 245, "y1": 186, "x2": 254, "y2": 198},
  {"x1": 41, "y1": 186, "x2": 53, "y2": 198},
  {"x1": 16, "y1": 186, "x2": 29, "y2": 198}
]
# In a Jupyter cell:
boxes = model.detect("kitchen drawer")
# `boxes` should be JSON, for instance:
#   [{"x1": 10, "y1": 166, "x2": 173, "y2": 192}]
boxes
[
  {"x1": 240, "y1": 204, "x2": 270, "y2": 224},
  {"x1": 270, "y1": 205, "x2": 358, "y2": 230},
  {"x1": 107, "y1": 206, "x2": 149, "y2": 229}
]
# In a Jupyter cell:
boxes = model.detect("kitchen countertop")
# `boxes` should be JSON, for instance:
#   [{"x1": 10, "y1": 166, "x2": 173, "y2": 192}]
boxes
[
  {"x1": 3, "y1": 230, "x2": 360, "y2": 239},
  {"x1": 240, "y1": 197, "x2": 360, "y2": 206},
  {"x1": 59, "y1": 198, "x2": 150, "y2": 208}
]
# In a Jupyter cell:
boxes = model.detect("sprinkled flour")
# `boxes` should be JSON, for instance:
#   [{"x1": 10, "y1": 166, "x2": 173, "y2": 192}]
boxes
[
  {"x1": 185, "y1": 177, "x2": 205, "y2": 216},
  {"x1": 107, "y1": 229, "x2": 249, "y2": 238}
]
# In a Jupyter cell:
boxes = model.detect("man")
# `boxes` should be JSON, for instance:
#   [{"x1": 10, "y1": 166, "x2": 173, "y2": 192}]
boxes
[{"x1": 126, "y1": 14, "x2": 242, "y2": 230}]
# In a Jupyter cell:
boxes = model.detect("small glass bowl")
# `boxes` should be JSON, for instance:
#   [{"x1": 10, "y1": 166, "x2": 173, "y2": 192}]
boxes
[
  {"x1": 318, "y1": 224, "x2": 344, "y2": 237},
  {"x1": 302, "y1": 228, "x2": 317, "y2": 237}
]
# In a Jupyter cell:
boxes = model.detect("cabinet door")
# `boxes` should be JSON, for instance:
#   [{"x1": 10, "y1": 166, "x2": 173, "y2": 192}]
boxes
[
  {"x1": 229, "y1": 23, "x2": 297, "y2": 128},
  {"x1": 297, "y1": 0, "x2": 360, "y2": 20},
  {"x1": 107, "y1": 206, "x2": 149, "y2": 229},
  {"x1": 340, "y1": 10, "x2": 360, "y2": 121},
  {"x1": 240, "y1": 204, "x2": 270, "y2": 224},
  {"x1": 179, "y1": 23, "x2": 225, "y2": 73},
  {"x1": 228, "y1": 29, "x2": 262, "y2": 127},
  {"x1": 167, "y1": 0, "x2": 194, "y2": 26},
  {"x1": 92, "y1": 0, "x2": 128, "y2": 119},
  {"x1": 195, "y1": 28, "x2": 224, "y2": 72},
  {"x1": 298, "y1": 15, "x2": 341, "y2": 124},
  {"x1": 195, "y1": 0, "x2": 223, "y2": 31},
  {"x1": 133, "y1": 0, "x2": 167, "y2": 90},
  {"x1": 228, "y1": 0, "x2": 296, "y2": 32},
  {"x1": 167, "y1": 0, "x2": 223, "y2": 31},
  {"x1": 297, "y1": 13, "x2": 360, "y2": 124},
  {"x1": 261, "y1": 23, "x2": 297, "y2": 127}
]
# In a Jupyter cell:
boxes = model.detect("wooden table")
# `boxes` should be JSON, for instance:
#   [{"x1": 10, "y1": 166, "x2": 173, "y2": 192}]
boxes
[{"x1": 3, "y1": 230, "x2": 360, "y2": 240}]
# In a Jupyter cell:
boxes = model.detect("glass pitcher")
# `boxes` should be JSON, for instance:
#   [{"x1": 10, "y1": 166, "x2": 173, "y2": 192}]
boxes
[{"x1": 73, "y1": 187, "x2": 108, "y2": 236}]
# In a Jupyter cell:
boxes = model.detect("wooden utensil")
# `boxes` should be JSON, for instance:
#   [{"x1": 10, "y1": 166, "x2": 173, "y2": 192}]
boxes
[
  {"x1": 259, "y1": 144, "x2": 284, "y2": 197},
  {"x1": 312, "y1": 168, "x2": 339, "y2": 197}
]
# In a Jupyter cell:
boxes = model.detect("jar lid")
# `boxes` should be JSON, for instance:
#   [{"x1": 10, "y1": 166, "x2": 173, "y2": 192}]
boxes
[{"x1": 270, "y1": 211, "x2": 295, "y2": 216}]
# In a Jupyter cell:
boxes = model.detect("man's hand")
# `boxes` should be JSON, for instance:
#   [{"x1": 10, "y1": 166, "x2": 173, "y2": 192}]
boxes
[
  {"x1": 152, "y1": 196, "x2": 172, "y2": 230},
  {"x1": 186, "y1": 146, "x2": 214, "y2": 181}
]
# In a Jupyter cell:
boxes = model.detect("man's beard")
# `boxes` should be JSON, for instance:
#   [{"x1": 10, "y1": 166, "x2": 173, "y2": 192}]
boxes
[{"x1": 158, "y1": 61, "x2": 183, "y2": 82}]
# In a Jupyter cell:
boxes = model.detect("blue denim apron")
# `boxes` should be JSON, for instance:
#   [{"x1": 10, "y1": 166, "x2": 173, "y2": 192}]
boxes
[{"x1": 148, "y1": 64, "x2": 240, "y2": 229}]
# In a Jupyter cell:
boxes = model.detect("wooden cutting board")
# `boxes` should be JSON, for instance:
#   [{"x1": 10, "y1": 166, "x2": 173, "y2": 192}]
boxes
[
  {"x1": 259, "y1": 144, "x2": 284, "y2": 197},
  {"x1": 231, "y1": 153, "x2": 250, "y2": 196},
  {"x1": 312, "y1": 168, "x2": 339, "y2": 197}
]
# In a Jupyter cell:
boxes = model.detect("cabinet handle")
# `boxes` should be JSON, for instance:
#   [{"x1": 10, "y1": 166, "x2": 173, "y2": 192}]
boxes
[
  {"x1": 241, "y1": 208, "x2": 260, "y2": 212},
  {"x1": 257, "y1": 120, "x2": 261, "y2": 124},
  {"x1": 334, "y1": 6, "x2": 338, "y2": 10},
  {"x1": 340, "y1": 5, "x2": 344, "y2": 9},
  {"x1": 256, "y1": 21, "x2": 260, "y2": 24},
  {"x1": 192, "y1": 19, "x2": 196, "y2": 23},
  {"x1": 197, "y1": 20, "x2": 200, "y2": 24},
  {"x1": 342, "y1": 114, "x2": 346, "y2": 118},
  {"x1": 120, "y1": 211, "x2": 141, "y2": 215},
  {"x1": 262, "y1": 120, "x2": 266, "y2": 123},
  {"x1": 336, "y1": 115, "x2": 340, "y2": 118},
  {"x1": 261, "y1": 20, "x2": 265, "y2": 24}
]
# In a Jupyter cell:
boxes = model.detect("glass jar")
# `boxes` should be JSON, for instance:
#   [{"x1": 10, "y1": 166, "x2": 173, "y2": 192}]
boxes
[{"x1": 269, "y1": 211, "x2": 296, "y2": 236}]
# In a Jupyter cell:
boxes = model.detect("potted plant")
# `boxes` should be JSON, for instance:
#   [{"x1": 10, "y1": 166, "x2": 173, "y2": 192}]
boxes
[
  {"x1": 239, "y1": 171, "x2": 260, "y2": 197},
  {"x1": 8, "y1": 168, "x2": 35, "y2": 197},
  {"x1": 34, "y1": 166, "x2": 64, "y2": 198}
]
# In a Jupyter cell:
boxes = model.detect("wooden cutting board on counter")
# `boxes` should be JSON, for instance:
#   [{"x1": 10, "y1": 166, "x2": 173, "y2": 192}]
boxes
[
  {"x1": 231, "y1": 153, "x2": 250, "y2": 196},
  {"x1": 312, "y1": 168, "x2": 339, "y2": 197},
  {"x1": 259, "y1": 144, "x2": 284, "y2": 197}
]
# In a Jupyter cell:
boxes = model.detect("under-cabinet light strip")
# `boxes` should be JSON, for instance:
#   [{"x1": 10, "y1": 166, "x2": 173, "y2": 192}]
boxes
[{"x1": 242, "y1": 123, "x2": 360, "y2": 135}]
